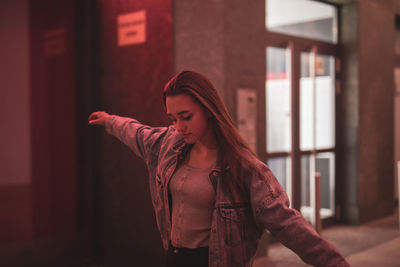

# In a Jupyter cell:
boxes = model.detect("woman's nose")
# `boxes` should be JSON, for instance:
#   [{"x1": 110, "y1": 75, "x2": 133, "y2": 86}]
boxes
[{"x1": 176, "y1": 120, "x2": 186, "y2": 132}]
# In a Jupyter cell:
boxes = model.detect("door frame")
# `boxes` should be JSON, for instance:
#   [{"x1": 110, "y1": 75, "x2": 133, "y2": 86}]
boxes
[{"x1": 262, "y1": 29, "x2": 340, "y2": 226}]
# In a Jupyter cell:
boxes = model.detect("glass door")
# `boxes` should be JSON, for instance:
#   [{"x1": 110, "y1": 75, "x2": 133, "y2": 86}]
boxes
[
  {"x1": 299, "y1": 50, "x2": 336, "y2": 222},
  {"x1": 265, "y1": 46, "x2": 338, "y2": 225},
  {"x1": 266, "y1": 46, "x2": 293, "y2": 202},
  {"x1": 264, "y1": 0, "x2": 340, "y2": 227}
]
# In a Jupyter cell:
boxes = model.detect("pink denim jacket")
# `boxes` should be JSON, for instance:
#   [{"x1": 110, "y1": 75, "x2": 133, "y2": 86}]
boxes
[{"x1": 106, "y1": 115, "x2": 349, "y2": 267}]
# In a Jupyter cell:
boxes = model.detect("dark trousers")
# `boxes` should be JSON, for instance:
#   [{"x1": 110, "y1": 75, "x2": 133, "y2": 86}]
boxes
[{"x1": 165, "y1": 243, "x2": 209, "y2": 267}]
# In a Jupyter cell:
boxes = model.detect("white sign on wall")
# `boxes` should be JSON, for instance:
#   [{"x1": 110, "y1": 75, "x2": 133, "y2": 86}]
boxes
[{"x1": 118, "y1": 10, "x2": 146, "y2": 47}]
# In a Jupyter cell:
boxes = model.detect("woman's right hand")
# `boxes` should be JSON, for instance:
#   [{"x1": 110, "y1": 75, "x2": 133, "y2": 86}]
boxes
[{"x1": 88, "y1": 111, "x2": 111, "y2": 126}]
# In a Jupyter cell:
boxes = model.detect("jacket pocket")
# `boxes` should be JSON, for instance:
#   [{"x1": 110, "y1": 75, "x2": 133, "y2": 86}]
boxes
[{"x1": 219, "y1": 206, "x2": 246, "y2": 247}]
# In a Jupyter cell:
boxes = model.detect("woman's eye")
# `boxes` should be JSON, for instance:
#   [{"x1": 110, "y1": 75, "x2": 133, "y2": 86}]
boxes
[{"x1": 183, "y1": 115, "x2": 192, "y2": 121}]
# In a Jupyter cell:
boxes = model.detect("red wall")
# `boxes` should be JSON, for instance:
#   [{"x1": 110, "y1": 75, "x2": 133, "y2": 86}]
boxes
[
  {"x1": 0, "y1": 0, "x2": 79, "y2": 265},
  {"x1": 30, "y1": 0, "x2": 78, "y2": 259},
  {"x1": 0, "y1": 0, "x2": 32, "y2": 253},
  {"x1": 95, "y1": 0, "x2": 173, "y2": 266}
]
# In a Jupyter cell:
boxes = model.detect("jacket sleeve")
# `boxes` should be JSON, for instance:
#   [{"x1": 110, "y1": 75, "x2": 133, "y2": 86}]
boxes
[
  {"x1": 248, "y1": 162, "x2": 349, "y2": 267},
  {"x1": 105, "y1": 115, "x2": 170, "y2": 163}
]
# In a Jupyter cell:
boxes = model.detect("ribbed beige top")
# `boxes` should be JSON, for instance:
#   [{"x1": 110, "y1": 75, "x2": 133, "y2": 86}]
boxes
[{"x1": 169, "y1": 163, "x2": 216, "y2": 248}]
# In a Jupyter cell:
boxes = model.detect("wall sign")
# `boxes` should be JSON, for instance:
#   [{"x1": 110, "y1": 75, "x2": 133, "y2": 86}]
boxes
[
  {"x1": 118, "y1": 10, "x2": 146, "y2": 46},
  {"x1": 44, "y1": 28, "x2": 65, "y2": 57}
]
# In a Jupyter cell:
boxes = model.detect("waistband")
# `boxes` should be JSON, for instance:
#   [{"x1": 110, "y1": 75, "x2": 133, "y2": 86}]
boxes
[{"x1": 168, "y1": 241, "x2": 209, "y2": 255}]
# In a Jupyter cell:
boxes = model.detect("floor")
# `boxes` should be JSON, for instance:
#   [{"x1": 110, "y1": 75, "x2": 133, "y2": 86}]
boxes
[
  {"x1": 82, "y1": 214, "x2": 400, "y2": 267},
  {"x1": 253, "y1": 214, "x2": 400, "y2": 267}
]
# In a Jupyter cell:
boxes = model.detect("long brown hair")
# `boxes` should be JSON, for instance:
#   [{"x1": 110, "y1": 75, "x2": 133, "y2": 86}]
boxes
[{"x1": 163, "y1": 71, "x2": 258, "y2": 202}]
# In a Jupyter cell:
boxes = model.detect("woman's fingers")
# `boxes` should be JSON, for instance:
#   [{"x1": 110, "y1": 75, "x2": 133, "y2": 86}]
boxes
[
  {"x1": 88, "y1": 111, "x2": 102, "y2": 120},
  {"x1": 88, "y1": 111, "x2": 108, "y2": 126},
  {"x1": 89, "y1": 118, "x2": 102, "y2": 125}
]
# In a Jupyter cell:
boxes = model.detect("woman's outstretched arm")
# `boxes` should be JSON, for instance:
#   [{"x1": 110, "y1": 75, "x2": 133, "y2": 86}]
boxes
[
  {"x1": 88, "y1": 111, "x2": 172, "y2": 163},
  {"x1": 247, "y1": 162, "x2": 350, "y2": 267}
]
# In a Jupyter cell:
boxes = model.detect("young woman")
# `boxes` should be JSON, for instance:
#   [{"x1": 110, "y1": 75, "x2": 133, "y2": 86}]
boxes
[{"x1": 88, "y1": 71, "x2": 349, "y2": 267}]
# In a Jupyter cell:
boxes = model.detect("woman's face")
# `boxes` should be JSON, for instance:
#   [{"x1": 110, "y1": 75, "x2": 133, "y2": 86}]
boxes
[{"x1": 166, "y1": 94, "x2": 211, "y2": 144}]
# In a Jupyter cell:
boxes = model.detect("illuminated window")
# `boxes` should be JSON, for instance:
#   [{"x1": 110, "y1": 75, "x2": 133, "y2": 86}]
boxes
[{"x1": 266, "y1": 0, "x2": 338, "y2": 43}]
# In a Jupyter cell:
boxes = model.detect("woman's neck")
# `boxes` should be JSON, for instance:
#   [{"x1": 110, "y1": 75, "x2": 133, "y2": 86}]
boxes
[
  {"x1": 193, "y1": 125, "x2": 218, "y2": 152},
  {"x1": 187, "y1": 129, "x2": 218, "y2": 169}
]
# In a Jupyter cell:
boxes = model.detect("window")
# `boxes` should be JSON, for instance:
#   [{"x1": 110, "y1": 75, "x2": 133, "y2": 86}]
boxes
[{"x1": 266, "y1": 0, "x2": 338, "y2": 43}]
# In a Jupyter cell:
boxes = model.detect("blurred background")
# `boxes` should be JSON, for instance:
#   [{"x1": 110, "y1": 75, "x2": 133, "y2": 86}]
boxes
[{"x1": 1, "y1": 0, "x2": 399, "y2": 266}]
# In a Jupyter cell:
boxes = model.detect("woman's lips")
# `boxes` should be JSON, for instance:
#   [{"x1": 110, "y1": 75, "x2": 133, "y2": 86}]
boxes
[{"x1": 182, "y1": 133, "x2": 191, "y2": 138}]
